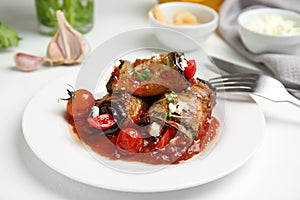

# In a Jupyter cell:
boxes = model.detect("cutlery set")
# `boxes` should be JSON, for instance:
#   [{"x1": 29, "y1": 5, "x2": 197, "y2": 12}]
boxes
[{"x1": 210, "y1": 57, "x2": 300, "y2": 107}]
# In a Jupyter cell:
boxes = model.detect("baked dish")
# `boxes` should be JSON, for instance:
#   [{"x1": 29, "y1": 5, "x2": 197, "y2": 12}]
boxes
[{"x1": 64, "y1": 52, "x2": 219, "y2": 165}]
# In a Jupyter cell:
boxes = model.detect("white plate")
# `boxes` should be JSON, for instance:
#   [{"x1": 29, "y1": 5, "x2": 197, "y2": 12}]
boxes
[{"x1": 22, "y1": 28, "x2": 265, "y2": 192}]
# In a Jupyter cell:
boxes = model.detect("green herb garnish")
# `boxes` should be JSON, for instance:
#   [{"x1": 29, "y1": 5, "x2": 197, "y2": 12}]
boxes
[
  {"x1": 166, "y1": 90, "x2": 177, "y2": 102},
  {"x1": 136, "y1": 68, "x2": 153, "y2": 81},
  {"x1": 0, "y1": 22, "x2": 21, "y2": 48},
  {"x1": 143, "y1": 68, "x2": 152, "y2": 78},
  {"x1": 137, "y1": 73, "x2": 145, "y2": 81}
]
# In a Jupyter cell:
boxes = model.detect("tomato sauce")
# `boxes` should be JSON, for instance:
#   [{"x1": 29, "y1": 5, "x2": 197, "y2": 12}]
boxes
[{"x1": 67, "y1": 115, "x2": 219, "y2": 165}]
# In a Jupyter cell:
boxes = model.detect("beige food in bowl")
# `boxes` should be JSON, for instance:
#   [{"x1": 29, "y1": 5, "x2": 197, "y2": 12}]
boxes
[{"x1": 152, "y1": 5, "x2": 199, "y2": 25}]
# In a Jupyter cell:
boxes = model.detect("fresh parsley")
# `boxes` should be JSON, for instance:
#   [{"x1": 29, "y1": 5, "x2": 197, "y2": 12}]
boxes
[
  {"x1": 136, "y1": 68, "x2": 152, "y2": 81},
  {"x1": 0, "y1": 22, "x2": 21, "y2": 48},
  {"x1": 166, "y1": 90, "x2": 177, "y2": 102}
]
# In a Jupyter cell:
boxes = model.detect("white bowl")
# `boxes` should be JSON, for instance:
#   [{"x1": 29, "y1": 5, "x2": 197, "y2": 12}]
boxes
[
  {"x1": 148, "y1": 2, "x2": 219, "y2": 51},
  {"x1": 238, "y1": 8, "x2": 300, "y2": 54}
]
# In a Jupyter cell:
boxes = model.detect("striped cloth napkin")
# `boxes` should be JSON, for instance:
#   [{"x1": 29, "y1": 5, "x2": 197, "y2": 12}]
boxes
[{"x1": 218, "y1": 0, "x2": 300, "y2": 91}]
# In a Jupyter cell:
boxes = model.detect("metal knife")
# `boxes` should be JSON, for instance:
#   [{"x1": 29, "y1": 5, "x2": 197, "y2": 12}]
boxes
[{"x1": 210, "y1": 56, "x2": 300, "y2": 92}]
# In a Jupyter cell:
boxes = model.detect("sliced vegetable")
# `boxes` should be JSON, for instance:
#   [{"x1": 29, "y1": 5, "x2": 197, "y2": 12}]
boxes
[
  {"x1": 184, "y1": 59, "x2": 196, "y2": 81},
  {"x1": 116, "y1": 128, "x2": 142, "y2": 153},
  {"x1": 87, "y1": 114, "x2": 116, "y2": 130},
  {"x1": 155, "y1": 127, "x2": 177, "y2": 149}
]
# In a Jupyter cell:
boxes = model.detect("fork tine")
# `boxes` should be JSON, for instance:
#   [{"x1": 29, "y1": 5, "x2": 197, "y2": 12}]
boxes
[
  {"x1": 209, "y1": 73, "x2": 259, "y2": 79},
  {"x1": 211, "y1": 81, "x2": 254, "y2": 92},
  {"x1": 212, "y1": 82, "x2": 254, "y2": 88},
  {"x1": 213, "y1": 86, "x2": 254, "y2": 92},
  {"x1": 208, "y1": 73, "x2": 300, "y2": 107},
  {"x1": 209, "y1": 73, "x2": 258, "y2": 93},
  {"x1": 209, "y1": 75, "x2": 257, "y2": 84},
  {"x1": 210, "y1": 79, "x2": 255, "y2": 87}
]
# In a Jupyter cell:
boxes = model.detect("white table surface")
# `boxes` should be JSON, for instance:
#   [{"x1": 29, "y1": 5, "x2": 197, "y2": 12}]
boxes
[{"x1": 1, "y1": 0, "x2": 300, "y2": 199}]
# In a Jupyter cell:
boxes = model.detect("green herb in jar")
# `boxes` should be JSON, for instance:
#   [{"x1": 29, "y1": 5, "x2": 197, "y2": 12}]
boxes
[{"x1": 35, "y1": 0, "x2": 94, "y2": 35}]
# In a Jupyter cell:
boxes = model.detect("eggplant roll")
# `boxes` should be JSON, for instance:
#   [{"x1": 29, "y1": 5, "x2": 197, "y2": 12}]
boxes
[
  {"x1": 143, "y1": 79, "x2": 216, "y2": 140},
  {"x1": 93, "y1": 92, "x2": 148, "y2": 134},
  {"x1": 106, "y1": 52, "x2": 189, "y2": 97}
]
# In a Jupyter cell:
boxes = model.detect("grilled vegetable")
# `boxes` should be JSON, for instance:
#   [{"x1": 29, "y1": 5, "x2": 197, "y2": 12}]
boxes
[
  {"x1": 90, "y1": 92, "x2": 148, "y2": 135},
  {"x1": 143, "y1": 78, "x2": 216, "y2": 140},
  {"x1": 106, "y1": 52, "x2": 189, "y2": 97}
]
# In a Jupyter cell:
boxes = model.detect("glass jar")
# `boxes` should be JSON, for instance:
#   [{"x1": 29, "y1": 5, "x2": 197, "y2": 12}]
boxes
[
  {"x1": 158, "y1": 0, "x2": 223, "y2": 11},
  {"x1": 35, "y1": 0, "x2": 94, "y2": 35}
]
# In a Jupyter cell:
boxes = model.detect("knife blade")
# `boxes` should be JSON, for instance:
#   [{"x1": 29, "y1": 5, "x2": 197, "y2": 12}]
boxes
[{"x1": 210, "y1": 56, "x2": 300, "y2": 92}]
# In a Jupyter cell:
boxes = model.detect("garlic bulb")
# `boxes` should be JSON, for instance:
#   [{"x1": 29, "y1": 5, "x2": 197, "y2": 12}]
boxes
[
  {"x1": 14, "y1": 10, "x2": 90, "y2": 72},
  {"x1": 47, "y1": 10, "x2": 90, "y2": 65}
]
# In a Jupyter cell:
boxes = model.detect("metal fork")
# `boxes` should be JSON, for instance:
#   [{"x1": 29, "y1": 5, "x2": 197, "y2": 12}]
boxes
[{"x1": 209, "y1": 73, "x2": 300, "y2": 108}]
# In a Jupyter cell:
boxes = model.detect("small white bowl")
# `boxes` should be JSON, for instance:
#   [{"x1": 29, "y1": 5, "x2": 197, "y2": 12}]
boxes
[
  {"x1": 148, "y1": 2, "x2": 219, "y2": 51},
  {"x1": 238, "y1": 8, "x2": 300, "y2": 54}
]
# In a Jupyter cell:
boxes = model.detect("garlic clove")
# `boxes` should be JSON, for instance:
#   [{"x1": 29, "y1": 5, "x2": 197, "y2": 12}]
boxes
[
  {"x1": 47, "y1": 10, "x2": 90, "y2": 65},
  {"x1": 47, "y1": 35, "x2": 65, "y2": 65},
  {"x1": 14, "y1": 52, "x2": 52, "y2": 72},
  {"x1": 75, "y1": 33, "x2": 91, "y2": 63}
]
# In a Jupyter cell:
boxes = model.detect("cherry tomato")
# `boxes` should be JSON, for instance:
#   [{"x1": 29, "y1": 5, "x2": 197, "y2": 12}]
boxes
[
  {"x1": 184, "y1": 59, "x2": 197, "y2": 81},
  {"x1": 87, "y1": 114, "x2": 116, "y2": 130},
  {"x1": 155, "y1": 127, "x2": 177, "y2": 149},
  {"x1": 64, "y1": 89, "x2": 95, "y2": 119},
  {"x1": 116, "y1": 128, "x2": 142, "y2": 153}
]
